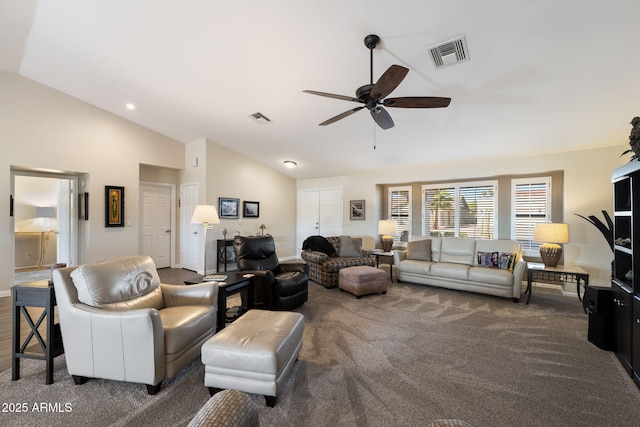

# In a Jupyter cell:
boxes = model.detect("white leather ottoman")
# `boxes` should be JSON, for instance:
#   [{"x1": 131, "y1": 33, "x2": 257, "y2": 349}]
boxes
[{"x1": 201, "y1": 309, "x2": 304, "y2": 407}]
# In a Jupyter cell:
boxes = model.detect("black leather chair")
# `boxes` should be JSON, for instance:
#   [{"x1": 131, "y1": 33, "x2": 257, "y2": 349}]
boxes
[{"x1": 233, "y1": 235, "x2": 308, "y2": 310}]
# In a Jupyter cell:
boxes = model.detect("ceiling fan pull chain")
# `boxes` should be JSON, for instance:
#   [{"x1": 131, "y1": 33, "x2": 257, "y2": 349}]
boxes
[{"x1": 373, "y1": 122, "x2": 376, "y2": 150}]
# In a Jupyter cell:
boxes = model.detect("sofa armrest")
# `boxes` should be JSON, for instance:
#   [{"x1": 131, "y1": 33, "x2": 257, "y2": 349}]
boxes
[
  {"x1": 280, "y1": 261, "x2": 309, "y2": 274},
  {"x1": 300, "y1": 250, "x2": 329, "y2": 264},
  {"x1": 512, "y1": 260, "x2": 526, "y2": 298},
  {"x1": 57, "y1": 303, "x2": 165, "y2": 384},
  {"x1": 392, "y1": 249, "x2": 407, "y2": 265},
  {"x1": 161, "y1": 282, "x2": 218, "y2": 308}
]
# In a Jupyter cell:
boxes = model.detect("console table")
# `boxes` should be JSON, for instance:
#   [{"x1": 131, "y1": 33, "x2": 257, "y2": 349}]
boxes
[
  {"x1": 524, "y1": 262, "x2": 589, "y2": 305},
  {"x1": 12, "y1": 280, "x2": 64, "y2": 385}
]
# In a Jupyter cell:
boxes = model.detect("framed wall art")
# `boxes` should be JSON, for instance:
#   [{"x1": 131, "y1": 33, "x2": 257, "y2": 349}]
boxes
[
  {"x1": 243, "y1": 201, "x2": 260, "y2": 218},
  {"x1": 105, "y1": 186, "x2": 124, "y2": 227},
  {"x1": 350, "y1": 200, "x2": 365, "y2": 220},
  {"x1": 219, "y1": 197, "x2": 240, "y2": 219}
]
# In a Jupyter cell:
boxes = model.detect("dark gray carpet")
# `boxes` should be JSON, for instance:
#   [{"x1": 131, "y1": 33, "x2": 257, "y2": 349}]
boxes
[{"x1": 2, "y1": 280, "x2": 639, "y2": 426}]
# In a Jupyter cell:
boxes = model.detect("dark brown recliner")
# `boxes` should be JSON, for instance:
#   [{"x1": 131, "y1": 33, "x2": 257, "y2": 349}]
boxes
[{"x1": 233, "y1": 235, "x2": 308, "y2": 310}]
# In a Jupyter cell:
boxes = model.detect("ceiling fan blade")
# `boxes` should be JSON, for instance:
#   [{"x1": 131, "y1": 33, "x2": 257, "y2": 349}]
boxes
[
  {"x1": 370, "y1": 106, "x2": 394, "y2": 130},
  {"x1": 319, "y1": 106, "x2": 365, "y2": 126},
  {"x1": 383, "y1": 96, "x2": 451, "y2": 108},
  {"x1": 370, "y1": 65, "x2": 409, "y2": 100},
  {"x1": 303, "y1": 90, "x2": 361, "y2": 103}
]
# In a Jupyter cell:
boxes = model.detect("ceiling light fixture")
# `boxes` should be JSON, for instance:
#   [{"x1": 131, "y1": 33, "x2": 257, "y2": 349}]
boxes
[
  {"x1": 249, "y1": 112, "x2": 271, "y2": 124},
  {"x1": 126, "y1": 103, "x2": 136, "y2": 110},
  {"x1": 283, "y1": 160, "x2": 297, "y2": 169}
]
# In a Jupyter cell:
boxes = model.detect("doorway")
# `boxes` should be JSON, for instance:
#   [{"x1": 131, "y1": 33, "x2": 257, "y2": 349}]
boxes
[
  {"x1": 140, "y1": 183, "x2": 175, "y2": 268},
  {"x1": 12, "y1": 170, "x2": 79, "y2": 284}
]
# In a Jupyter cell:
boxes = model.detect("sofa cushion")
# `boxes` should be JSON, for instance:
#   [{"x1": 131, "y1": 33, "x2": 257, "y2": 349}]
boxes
[
  {"x1": 477, "y1": 251, "x2": 499, "y2": 268},
  {"x1": 398, "y1": 259, "x2": 434, "y2": 275},
  {"x1": 70, "y1": 255, "x2": 161, "y2": 307},
  {"x1": 406, "y1": 239, "x2": 432, "y2": 261},
  {"x1": 160, "y1": 305, "x2": 216, "y2": 355},
  {"x1": 468, "y1": 266, "x2": 514, "y2": 287},
  {"x1": 338, "y1": 236, "x2": 362, "y2": 257},
  {"x1": 439, "y1": 238, "x2": 476, "y2": 265},
  {"x1": 430, "y1": 262, "x2": 471, "y2": 281}
]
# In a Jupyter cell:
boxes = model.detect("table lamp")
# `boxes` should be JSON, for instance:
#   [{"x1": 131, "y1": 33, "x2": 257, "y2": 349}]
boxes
[
  {"x1": 191, "y1": 205, "x2": 220, "y2": 275},
  {"x1": 534, "y1": 223, "x2": 569, "y2": 267},
  {"x1": 36, "y1": 206, "x2": 55, "y2": 232},
  {"x1": 378, "y1": 219, "x2": 397, "y2": 252}
]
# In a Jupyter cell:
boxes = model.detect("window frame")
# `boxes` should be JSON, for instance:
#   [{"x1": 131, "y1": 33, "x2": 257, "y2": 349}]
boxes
[
  {"x1": 421, "y1": 180, "x2": 498, "y2": 239},
  {"x1": 388, "y1": 186, "x2": 412, "y2": 241},
  {"x1": 510, "y1": 176, "x2": 552, "y2": 257}
]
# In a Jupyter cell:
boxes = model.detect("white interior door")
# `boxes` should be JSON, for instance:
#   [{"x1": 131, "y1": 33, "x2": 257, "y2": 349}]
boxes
[
  {"x1": 180, "y1": 183, "x2": 200, "y2": 272},
  {"x1": 319, "y1": 189, "x2": 343, "y2": 236},
  {"x1": 141, "y1": 184, "x2": 172, "y2": 268},
  {"x1": 297, "y1": 188, "x2": 343, "y2": 252},
  {"x1": 297, "y1": 190, "x2": 320, "y2": 252}
]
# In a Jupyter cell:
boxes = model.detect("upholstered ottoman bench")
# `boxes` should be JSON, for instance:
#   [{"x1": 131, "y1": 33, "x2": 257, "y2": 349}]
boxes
[
  {"x1": 201, "y1": 309, "x2": 304, "y2": 407},
  {"x1": 339, "y1": 265, "x2": 388, "y2": 298}
]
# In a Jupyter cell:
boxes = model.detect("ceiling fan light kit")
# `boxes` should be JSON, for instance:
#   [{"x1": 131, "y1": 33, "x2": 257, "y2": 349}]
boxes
[{"x1": 304, "y1": 34, "x2": 451, "y2": 130}]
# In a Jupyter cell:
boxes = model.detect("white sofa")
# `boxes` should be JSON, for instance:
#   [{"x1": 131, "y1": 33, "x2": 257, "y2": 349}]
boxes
[{"x1": 392, "y1": 237, "x2": 526, "y2": 302}]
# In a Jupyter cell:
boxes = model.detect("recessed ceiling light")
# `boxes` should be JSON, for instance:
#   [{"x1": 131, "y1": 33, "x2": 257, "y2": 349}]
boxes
[
  {"x1": 126, "y1": 103, "x2": 136, "y2": 110},
  {"x1": 283, "y1": 160, "x2": 297, "y2": 169}
]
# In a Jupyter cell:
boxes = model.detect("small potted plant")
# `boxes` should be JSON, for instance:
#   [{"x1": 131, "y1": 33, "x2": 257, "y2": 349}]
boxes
[{"x1": 259, "y1": 224, "x2": 266, "y2": 235}]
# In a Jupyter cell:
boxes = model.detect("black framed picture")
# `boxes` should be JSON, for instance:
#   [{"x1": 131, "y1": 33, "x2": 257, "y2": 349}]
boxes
[
  {"x1": 105, "y1": 186, "x2": 124, "y2": 227},
  {"x1": 219, "y1": 197, "x2": 240, "y2": 219},
  {"x1": 350, "y1": 200, "x2": 365, "y2": 220},
  {"x1": 243, "y1": 201, "x2": 260, "y2": 218}
]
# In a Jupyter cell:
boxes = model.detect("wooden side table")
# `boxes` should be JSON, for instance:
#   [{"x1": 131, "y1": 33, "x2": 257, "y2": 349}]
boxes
[{"x1": 12, "y1": 280, "x2": 64, "y2": 385}]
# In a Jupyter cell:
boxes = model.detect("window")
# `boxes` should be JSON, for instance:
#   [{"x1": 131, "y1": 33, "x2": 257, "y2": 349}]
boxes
[
  {"x1": 511, "y1": 177, "x2": 551, "y2": 255},
  {"x1": 422, "y1": 181, "x2": 497, "y2": 238},
  {"x1": 388, "y1": 186, "x2": 411, "y2": 240}
]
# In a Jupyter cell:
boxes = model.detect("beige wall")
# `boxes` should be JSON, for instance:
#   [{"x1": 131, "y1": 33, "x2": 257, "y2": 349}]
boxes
[
  {"x1": 1, "y1": 72, "x2": 185, "y2": 294},
  {"x1": 298, "y1": 146, "x2": 627, "y2": 288},
  {"x1": 1, "y1": 73, "x2": 298, "y2": 296}
]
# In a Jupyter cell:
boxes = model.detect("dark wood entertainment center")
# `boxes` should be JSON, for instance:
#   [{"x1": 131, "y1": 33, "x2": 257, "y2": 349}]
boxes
[{"x1": 612, "y1": 160, "x2": 640, "y2": 388}]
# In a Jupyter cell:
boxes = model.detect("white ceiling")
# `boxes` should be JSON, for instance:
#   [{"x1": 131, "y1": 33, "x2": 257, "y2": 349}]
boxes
[{"x1": 2, "y1": 0, "x2": 640, "y2": 179}]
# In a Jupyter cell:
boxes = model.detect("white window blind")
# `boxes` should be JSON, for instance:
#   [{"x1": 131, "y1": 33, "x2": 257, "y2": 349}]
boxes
[
  {"x1": 388, "y1": 186, "x2": 411, "y2": 240},
  {"x1": 511, "y1": 177, "x2": 551, "y2": 254},
  {"x1": 422, "y1": 181, "x2": 497, "y2": 238}
]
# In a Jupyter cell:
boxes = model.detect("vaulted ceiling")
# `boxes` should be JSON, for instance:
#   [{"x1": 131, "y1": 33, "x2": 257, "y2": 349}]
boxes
[{"x1": 2, "y1": 1, "x2": 639, "y2": 179}]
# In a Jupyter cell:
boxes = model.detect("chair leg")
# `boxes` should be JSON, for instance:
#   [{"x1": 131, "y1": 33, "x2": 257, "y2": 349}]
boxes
[
  {"x1": 208, "y1": 387, "x2": 223, "y2": 397},
  {"x1": 72, "y1": 375, "x2": 88, "y2": 385},
  {"x1": 265, "y1": 395, "x2": 277, "y2": 408},
  {"x1": 147, "y1": 383, "x2": 162, "y2": 395}
]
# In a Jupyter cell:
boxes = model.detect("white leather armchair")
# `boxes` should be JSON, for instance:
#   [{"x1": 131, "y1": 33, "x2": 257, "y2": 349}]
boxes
[{"x1": 52, "y1": 256, "x2": 218, "y2": 394}]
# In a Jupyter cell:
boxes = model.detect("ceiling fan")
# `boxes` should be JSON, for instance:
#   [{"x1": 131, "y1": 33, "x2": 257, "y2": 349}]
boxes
[{"x1": 303, "y1": 34, "x2": 451, "y2": 130}]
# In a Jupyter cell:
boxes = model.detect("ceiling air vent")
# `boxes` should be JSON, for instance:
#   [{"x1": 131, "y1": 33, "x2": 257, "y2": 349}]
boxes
[
  {"x1": 428, "y1": 36, "x2": 469, "y2": 69},
  {"x1": 249, "y1": 112, "x2": 271, "y2": 124}
]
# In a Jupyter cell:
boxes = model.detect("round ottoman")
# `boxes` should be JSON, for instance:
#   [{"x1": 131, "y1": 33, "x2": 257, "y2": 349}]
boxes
[{"x1": 338, "y1": 265, "x2": 388, "y2": 298}]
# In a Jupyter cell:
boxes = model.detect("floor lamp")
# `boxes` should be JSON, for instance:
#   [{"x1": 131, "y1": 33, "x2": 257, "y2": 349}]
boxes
[{"x1": 191, "y1": 205, "x2": 220, "y2": 276}]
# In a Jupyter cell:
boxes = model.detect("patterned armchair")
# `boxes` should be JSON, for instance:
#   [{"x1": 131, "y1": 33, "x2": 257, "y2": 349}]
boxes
[{"x1": 301, "y1": 236, "x2": 375, "y2": 288}]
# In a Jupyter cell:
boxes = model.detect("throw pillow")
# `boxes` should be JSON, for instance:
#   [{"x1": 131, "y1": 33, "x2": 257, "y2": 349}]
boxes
[
  {"x1": 499, "y1": 252, "x2": 517, "y2": 271},
  {"x1": 406, "y1": 239, "x2": 432, "y2": 261},
  {"x1": 477, "y1": 251, "x2": 499, "y2": 268},
  {"x1": 338, "y1": 236, "x2": 363, "y2": 257}
]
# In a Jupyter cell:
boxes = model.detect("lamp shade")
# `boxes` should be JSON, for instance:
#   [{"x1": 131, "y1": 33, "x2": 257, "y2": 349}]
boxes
[
  {"x1": 378, "y1": 219, "x2": 397, "y2": 236},
  {"x1": 191, "y1": 205, "x2": 220, "y2": 224},
  {"x1": 534, "y1": 223, "x2": 570, "y2": 244}
]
